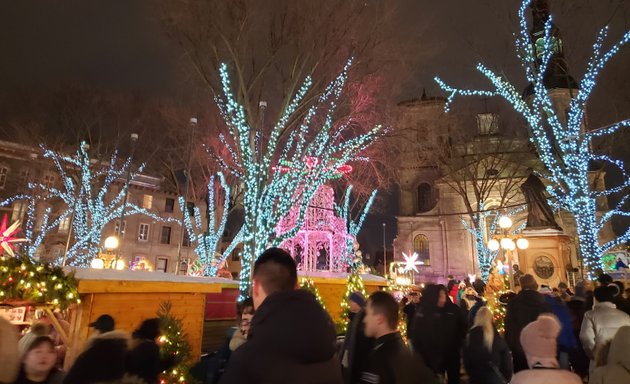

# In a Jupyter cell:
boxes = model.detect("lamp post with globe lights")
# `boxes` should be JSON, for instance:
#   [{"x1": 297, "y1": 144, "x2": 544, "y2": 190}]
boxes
[{"x1": 487, "y1": 215, "x2": 529, "y2": 290}]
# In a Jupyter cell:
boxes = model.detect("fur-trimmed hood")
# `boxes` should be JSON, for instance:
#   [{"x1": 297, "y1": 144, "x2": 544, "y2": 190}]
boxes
[
  {"x1": 63, "y1": 329, "x2": 131, "y2": 384},
  {"x1": 84, "y1": 329, "x2": 130, "y2": 350}
]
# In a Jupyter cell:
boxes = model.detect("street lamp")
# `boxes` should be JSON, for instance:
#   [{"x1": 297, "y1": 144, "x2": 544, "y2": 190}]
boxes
[
  {"x1": 498, "y1": 216, "x2": 513, "y2": 229},
  {"x1": 115, "y1": 132, "x2": 139, "y2": 265},
  {"x1": 104, "y1": 235, "x2": 119, "y2": 251},
  {"x1": 487, "y1": 214, "x2": 529, "y2": 291}
]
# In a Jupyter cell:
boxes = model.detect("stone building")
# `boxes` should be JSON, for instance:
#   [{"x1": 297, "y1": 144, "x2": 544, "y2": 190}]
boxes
[{"x1": 0, "y1": 139, "x2": 239, "y2": 275}]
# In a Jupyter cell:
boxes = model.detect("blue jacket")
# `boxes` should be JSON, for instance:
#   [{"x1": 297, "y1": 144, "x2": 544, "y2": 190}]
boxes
[{"x1": 544, "y1": 295, "x2": 578, "y2": 350}]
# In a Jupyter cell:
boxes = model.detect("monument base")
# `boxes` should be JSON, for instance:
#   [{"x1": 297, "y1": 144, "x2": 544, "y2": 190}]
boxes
[{"x1": 516, "y1": 229, "x2": 573, "y2": 288}]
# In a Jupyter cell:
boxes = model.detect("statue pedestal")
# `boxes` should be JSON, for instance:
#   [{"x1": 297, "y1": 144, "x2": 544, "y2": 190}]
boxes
[{"x1": 515, "y1": 229, "x2": 573, "y2": 288}]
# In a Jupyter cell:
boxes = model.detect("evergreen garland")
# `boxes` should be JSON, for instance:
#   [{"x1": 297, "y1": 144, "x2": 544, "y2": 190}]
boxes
[
  {"x1": 299, "y1": 277, "x2": 326, "y2": 311},
  {"x1": 0, "y1": 255, "x2": 79, "y2": 308}
]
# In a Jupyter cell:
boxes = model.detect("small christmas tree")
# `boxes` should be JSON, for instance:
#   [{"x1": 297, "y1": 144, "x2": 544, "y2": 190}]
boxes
[
  {"x1": 157, "y1": 301, "x2": 194, "y2": 384},
  {"x1": 299, "y1": 277, "x2": 326, "y2": 311},
  {"x1": 339, "y1": 270, "x2": 367, "y2": 333}
]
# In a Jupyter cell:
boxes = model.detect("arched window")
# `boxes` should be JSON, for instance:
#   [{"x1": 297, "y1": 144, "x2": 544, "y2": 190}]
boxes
[
  {"x1": 417, "y1": 183, "x2": 433, "y2": 213},
  {"x1": 0, "y1": 166, "x2": 8, "y2": 189},
  {"x1": 413, "y1": 234, "x2": 430, "y2": 264}
]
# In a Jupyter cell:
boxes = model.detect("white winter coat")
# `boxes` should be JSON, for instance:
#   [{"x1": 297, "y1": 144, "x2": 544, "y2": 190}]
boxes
[{"x1": 579, "y1": 302, "x2": 630, "y2": 359}]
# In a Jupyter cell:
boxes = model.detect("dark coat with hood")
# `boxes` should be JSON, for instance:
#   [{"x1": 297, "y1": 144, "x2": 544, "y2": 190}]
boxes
[
  {"x1": 504, "y1": 289, "x2": 552, "y2": 372},
  {"x1": 463, "y1": 327, "x2": 513, "y2": 384},
  {"x1": 63, "y1": 330, "x2": 129, "y2": 384},
  {"x1": 410, "y1": 285, "x2": 467, "y2": 375},
  {"x1": 358, "y1": 332, "x2": 435, "y2": 384},
  {"x1": 340, "y1": 308, "x2": 373, "y2": 384},
  {"x1": 219, "y1": 289, "x2": 343, "y2": 384}
]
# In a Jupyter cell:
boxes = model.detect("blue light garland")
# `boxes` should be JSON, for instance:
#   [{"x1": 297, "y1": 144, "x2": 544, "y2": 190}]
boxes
[
  {"x1": 215, "y1": 60, "x2": 382, "y2": 298},
  {"x1": 435, "y1": 0, "x2": 630, "y2": 278}
]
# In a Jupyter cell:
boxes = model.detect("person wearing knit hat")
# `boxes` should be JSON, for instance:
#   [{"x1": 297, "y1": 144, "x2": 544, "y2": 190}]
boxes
[
  {"x1": 580, "y1": 285, "x2": 630, "y2": 373},
  {"x1": 17, "y1": 322, "x2": 50, "y2": 358},
  {"x1": 511, "y1": 315, "x2": 582, "y2": 384},
  {"x1": 15, "y1": 335, "x2": 65, "y2": 384},
  {"x1": 0, "y1": 317, "x2": 20, "y2": 384},
  {"x1": 504, "y1": 273, "x2": 552, "y2": 372}
]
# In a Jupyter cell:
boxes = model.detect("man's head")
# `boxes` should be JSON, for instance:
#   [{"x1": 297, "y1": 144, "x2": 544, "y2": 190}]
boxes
[
  {"x1": 410, "y1": 292, "x2": 420, "y2": 303},
  {"x1": 519, "y1": 274, "x2": 538, "y2": 291},
  {"x1": 558, "y1": 282, "x2": 568, "y2": 293},
  {"x1": 594, "y1": 285, "x2": 614, "y2": 304},
  {"x1": 252, "y1": 248, "x2": 297, "y2": 309},
  {"x1": 89, "y1": 314, "x2": 115, "y2": 334},
  {"x1": 363, "y1": 291, "x2": 399, "y2": 338}
]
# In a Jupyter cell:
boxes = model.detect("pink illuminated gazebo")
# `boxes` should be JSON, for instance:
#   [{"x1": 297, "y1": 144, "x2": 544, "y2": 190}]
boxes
[{"x1": 276, "y1": 185, "x2": 352, "y2": 272}]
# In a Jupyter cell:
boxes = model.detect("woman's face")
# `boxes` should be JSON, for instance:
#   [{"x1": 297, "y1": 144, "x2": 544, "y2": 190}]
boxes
[
  {"x1": 437, "y1": 290, "x2": 447, "y2": 308},
  {"x1": 240, "y1": 313, "x2": 253, "y2": 337},
  {"x1": 24, "y1": 342, "x2": 56, "y2": 375}
]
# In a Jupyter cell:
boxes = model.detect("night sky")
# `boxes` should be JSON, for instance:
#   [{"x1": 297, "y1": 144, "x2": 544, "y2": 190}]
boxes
[{"x1": 0, "y1": 0, "x2": 629, "y2": 259}]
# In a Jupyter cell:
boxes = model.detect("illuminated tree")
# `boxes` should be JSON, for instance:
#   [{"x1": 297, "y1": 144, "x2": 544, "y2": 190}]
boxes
[
  {"x1": 19, "y1": 143, "x2": 165, "y2": 266},
  {"x1": 179, "y1": 172, "x2": 244, "y2": 276},
  {"x1": 335, "y1": 185, "x2": 377, "y2": 269},
  {"x1": 216, "y1": 61, "x2": 382, "y2": 297},
  {"x1": 435, "y1": 0, "x2": 630, "y2": 277}
]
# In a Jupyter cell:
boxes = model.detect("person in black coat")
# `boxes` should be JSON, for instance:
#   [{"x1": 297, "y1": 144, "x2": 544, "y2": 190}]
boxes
[
  {"x1": 410, "y1": 284, "x2": 467, "y2": 384},
  {"x1": 219, "y1": 248, "x2": 342, "y2": 384},
  {"x1": 126, "y1": 318, "x2": 175, "y2": 384},
  {"x1": 463, "y1": 307, "x2": 512, "y2": 384},
  {"x1": 63, "y1": 314, "x2": 129, "y2": 384},
  {"x1": 340, "y1": 305, "x2": 373, "y2": 383},
  {"x1": 504, "y1": 274, "x2": 552, "y2": 373},
  {"x1": 359, "y1": 291, "x2": 435, "y2": 384}
]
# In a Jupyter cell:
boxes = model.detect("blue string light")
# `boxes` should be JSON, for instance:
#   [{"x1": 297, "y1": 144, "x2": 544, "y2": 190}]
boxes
[
  {"x1": 435, "y1": 0, "x2": 630, "y2": 278},
  {"x1": 215, "y1": 60, "x2": 382, "y2": 298}
]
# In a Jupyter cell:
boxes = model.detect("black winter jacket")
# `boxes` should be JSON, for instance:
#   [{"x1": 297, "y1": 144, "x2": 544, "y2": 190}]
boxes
[
  {"x1": 63, "y1": 330, "x2": 129, "y2": 384},
  {"x1": 340, "y1": 309, "x2": 373, "y2": 384},
  {"x1": 463, "y1": 327, "x2": 513, "y2": 384},
  {"x1": 219, "y1": 289, "x2": 343, "y2": 384},
  {"x1": 504, "y1": 289, "x2": 552, "y2": 372},
  {"x1": 358, "y1": 332, "x2": 436, "y2": 384},
  {"x1": 410, "y1": 302, "x2": 467, "y2": 374}
]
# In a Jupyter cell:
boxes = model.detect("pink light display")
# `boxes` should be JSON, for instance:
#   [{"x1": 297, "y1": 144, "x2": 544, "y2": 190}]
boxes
[{"x1": 276, "y1": 185, "x2": 352, "y2": 272}]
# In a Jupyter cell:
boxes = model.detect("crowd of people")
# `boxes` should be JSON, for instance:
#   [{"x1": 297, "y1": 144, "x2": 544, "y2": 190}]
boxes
[
  {"x1": 2, "y1": 247, "x2": 630, "y2": 384},
  {"x1": 0, "y1": 312, "x2": 176, "y2": 384}
]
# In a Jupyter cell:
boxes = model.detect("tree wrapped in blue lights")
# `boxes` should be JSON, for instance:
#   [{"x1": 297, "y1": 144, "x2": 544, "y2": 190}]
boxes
[
  {"x1": 215, "y1": 60, "x2": 382, "y2": 297},
  {"x1": 19, "y1": 142, "x2": 165, "y2": 266},
  {"x1": 179, "y1": 172, "x2": 243, "y2": 276},
  {"x1": 435, "y1": 0, "x2": 630, "y2": 277},
  {"x1": 335, "y1": 185, "x2": 377, "y2": 270}
]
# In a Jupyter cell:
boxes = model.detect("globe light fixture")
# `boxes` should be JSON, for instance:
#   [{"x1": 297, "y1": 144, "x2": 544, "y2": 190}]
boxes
[
  {"x1": 500, "y1": 237, "x2": 515, "y2": 250},
  {"x1": 104, "y1": 235, "x2": 119, "y2": 250},
  {"x1": 498, "y1": 216, "x2": 513, "y2": 229},
  {"x1": 90, "y1": 258, "x2": 104, "y2": 269},
  {"x1": 516, "y1": 238, "x2": 529, "y2": 250},
  {"x1": 114, "y1": 259, "x2": 125, "y2": 270},
  {"x1": 488, "y1": 239, "x2": 500, "y2": 251}
]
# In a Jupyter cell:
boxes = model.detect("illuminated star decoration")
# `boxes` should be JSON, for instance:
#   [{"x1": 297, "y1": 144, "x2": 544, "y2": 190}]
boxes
[
  {"x1": 0, "y1": 215, "x2": 26, "y2": 256},
  {"x1": 402, "y1": 252, "x2": 423, "y2": 273}
]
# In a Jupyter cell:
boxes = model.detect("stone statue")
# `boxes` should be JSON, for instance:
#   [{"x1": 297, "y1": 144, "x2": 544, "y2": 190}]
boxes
[
  {"x1": 530, "y1": 0, "x2": 551, "y2": 33},
  {"x1": 521, "y1": 173, "x2": 562, "y2": 230}
]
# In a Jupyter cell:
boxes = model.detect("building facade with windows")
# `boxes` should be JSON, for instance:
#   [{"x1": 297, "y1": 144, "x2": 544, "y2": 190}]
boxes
[
  {"x1": 0, "y1": 139, "x2": 237, "y2": 275},
  {"x1": 392, "y1": 95, "x2": 614, "y2": 285}
]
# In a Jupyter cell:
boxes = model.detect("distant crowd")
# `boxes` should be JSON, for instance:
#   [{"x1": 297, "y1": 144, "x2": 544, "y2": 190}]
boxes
[{"x1": 2, "y1": 248, "x2": 630, "y2": 384}]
